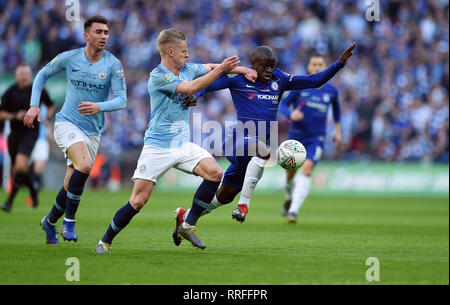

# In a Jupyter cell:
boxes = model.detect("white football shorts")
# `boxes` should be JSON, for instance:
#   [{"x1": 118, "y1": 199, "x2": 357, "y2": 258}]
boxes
[
  {"x1": 54, "y1": 121, "x2": 101, "y2": 167},
  {"x1": 132, "y1": 142, "x2": 213, "y2": 183},
  {"x1": 30, "y1": 138, "x2": 49, "y2": 162}
]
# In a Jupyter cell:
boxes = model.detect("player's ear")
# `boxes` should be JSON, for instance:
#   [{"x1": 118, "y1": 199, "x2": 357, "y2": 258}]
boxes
[
  {"x1": 167, "y1": 47, "x2": 174, "y2": 58},
  {"x1": 83, "y1": 31, "x2": 89, "y2": 42}
]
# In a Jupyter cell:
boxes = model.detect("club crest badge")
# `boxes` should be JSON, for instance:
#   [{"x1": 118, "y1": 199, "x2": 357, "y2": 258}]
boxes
[
  {"x1": 98, "y1": 71, "x2": 107, "y2": 80},
  {"x1": 271, "y1": 81, "x2": 278, "y2": 91}
]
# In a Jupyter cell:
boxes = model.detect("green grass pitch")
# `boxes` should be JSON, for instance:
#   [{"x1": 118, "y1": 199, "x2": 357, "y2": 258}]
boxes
[{"x1": 0, "y1": 189, "x2": 448, "y2": 285}]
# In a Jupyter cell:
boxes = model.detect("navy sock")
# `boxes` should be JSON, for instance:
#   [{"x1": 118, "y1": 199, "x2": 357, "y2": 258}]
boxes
[
  {"x1": 65, "y1": 170, "x2": 89, "y2": 220},
  {"x1": 47, "y1": 187, "x2": 67, "y2": 224},
  {"x1": 102, "y1": 201, "x2": 139, "y2": 245},
  {"x1": 185, "y1": 179, "x2": 220, "y2": 226},
  {"x1": 32, "y1": 174, "x2": 41, "y2": 191}
]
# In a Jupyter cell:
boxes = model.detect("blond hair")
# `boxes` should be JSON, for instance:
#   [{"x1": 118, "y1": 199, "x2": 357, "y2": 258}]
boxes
[{"x1": 157, "y1": 28, "x2": 187, "y2": 57}]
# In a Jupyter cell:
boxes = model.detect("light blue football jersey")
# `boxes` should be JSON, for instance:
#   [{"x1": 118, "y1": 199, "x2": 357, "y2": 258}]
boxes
[
  {"x1": 145, "y1": 63, "x2": 206, "y2": 148},
  {"x1": 30, "y1": 47, "x2": 127, "y2": 135}
]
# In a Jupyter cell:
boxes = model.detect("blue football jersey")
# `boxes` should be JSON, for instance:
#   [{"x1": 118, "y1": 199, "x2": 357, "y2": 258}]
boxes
[
  {"x1": 197, "y1": 61, "x2": 343, "y2": 143},
  {"x1": 279, "y1": 84, "x2": 340, "y2": 139},
  {"x1": 30, "y1": 47, "x2": 127, "y2": 135},
  {"x1": 145, "y1": 63, "x2": 207, "y2": 148}
]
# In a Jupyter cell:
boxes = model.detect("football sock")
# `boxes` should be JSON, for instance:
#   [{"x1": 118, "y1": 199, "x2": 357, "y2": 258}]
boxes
[
  {"x1": 101, "y1": 201, "x2": 139, "y2": 245},
  {"x1": 185, "y1": 179, "x2": 220, "y2": 226},
  {"x1": 288, "y1": 174, "x2": 312, "y2": 215},
  {"x1": 183, "y1": 195, "x2": 224, "y2": 221},
  {"x1": 32, "y1": 174, "x2": 42, "y2": 192},
  {"x1": 65, "y1": 169, "x2": 89, "y2": 220},
  {"x1": 284, "y1": 175, "x2": 295, "y2": 201},
  {"x1": 47, "y1": 187, "x2": 68, "y2": 224},
  {"x1": 237, "y1": 157, "x2": 266, "y2": 207}
]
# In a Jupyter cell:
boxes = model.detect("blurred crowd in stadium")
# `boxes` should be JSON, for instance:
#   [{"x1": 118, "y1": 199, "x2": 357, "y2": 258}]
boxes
[{"x1": 1, "y1": 0, "x2": 448, "y2": 164}]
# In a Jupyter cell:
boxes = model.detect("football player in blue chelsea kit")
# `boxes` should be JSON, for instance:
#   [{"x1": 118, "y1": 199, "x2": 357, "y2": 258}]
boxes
[
  {"x1": 175, "y1": 43, "x2": 355, "y2": 239},
  {"x1": 279, "y1": 54, "x2": 342, "y2": 223}
]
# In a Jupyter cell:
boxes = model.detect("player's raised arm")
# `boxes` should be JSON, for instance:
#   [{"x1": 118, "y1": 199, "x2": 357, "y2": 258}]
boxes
[
  {"x1": 282, "y1": 42, "x2": 356, "y2": 91},
  {"x1": 175, "y1": 55, "x2": 240, "y2": 95},
  {"x1": 203, "y1": 64, "x2": 257, "y2": 83},
  {"x1": 24, "y1": 52, "x2": 70, "y2": 128}
]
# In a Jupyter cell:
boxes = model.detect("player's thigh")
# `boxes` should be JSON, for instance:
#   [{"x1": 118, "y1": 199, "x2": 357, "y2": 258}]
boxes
[
  {"x1": 302, "y1": 140, "x2": 321, "y2": 176},
  {"x1": 129, "y1": 178, "x2": 155, "y2": 211},
  {"x1": 66, "y1": 141, "x2": 94, "y2": 174},
  {"x1": 192, "y1": 157, "x2": 223, "y2": 182},
  {"x1": 54, "y1": 121, "x2": 100, "y2": 172},
  {"x1": 175, "y1": 142, "x2": 222, "y2": 181},
  {"x1": 300, "y1": 160, "x2": 315, "y2": 176},
  {"x1": 132, "y1": 145, "x2": 177, "y2": 184}
]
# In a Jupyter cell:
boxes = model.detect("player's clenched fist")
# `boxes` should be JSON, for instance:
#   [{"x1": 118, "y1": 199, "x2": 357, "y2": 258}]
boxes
[{"x1": 23, "y1": 106, "x2": 41, "y2": 128}]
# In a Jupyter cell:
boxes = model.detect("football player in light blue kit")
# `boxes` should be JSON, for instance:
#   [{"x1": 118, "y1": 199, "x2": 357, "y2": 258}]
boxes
[
  {"x1": 95, "y1": 28, "x2": 256, "y2": 253},
  {"x1": 24, "y1": 16, "x2": 127, "y2": 244}
]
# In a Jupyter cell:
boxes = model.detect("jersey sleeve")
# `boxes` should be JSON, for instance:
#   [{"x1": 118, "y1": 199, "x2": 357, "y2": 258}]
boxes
[
  {"x1": 186, "y1": 63, "x2": 207, "y2": 79},
  {"x1": 279, "y1": 90, "x2": 300, "y2": 119},
  {"x1": 195, "y1": 73, "x2": 236, "y2": 99},
  {"x1": 98, "y1": 60, "x2": 127, "y2": 112},
  {"x1": 40, "y1": 88, "x2": 54, "y2": 107},
  {"x1": 331, "y1": 86, "x2": 341, "y2": 123},
  {"x1": 278, "y1": 61, "x2": 344, "y2": 92},
  {"x1": 30, "y1": 51, "x2": 72, "y2": 107}
]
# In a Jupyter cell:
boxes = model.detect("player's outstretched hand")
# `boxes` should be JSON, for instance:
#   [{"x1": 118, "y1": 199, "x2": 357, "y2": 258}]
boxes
[
  {"x1": 219, "y1": 56, "x2": 240, "y2": 74},
  {"x1": 243, "y1": 68, "x2": 258, "y2": 83},
  {"x1": 23, "y1": 106, "x2": 41, "y2": 128},
  {"x1": 338, "y1": 42, "x2": 356, "y2": 66},
  {"x1": 182, "y1": 95, "x2": 197, "y2": 108},
  {"x1": 78, "y1": 102, "x2": 100, "y2": 116}
]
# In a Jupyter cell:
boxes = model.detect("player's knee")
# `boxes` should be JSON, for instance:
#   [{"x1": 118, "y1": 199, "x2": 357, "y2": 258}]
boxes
[
  {"x1": 216, "y1": 192, "x2": 234, "y2": 204},
  {"x1": 130, "y1": 189, "x2": 152, "y2": 211},
  {"x1": 301, "y1": 162, "x2": 314, "y2": 176},
  {"x1": 206, "y1": 167, "x2": 223, "y2": 182},
  {"x1": 13, "y1": 163, "x2": 29, "y2": 173},
  {"x1": 75, "y1": 160, "x2": 93, "y2": 174},
  {"x1": 130, "y1": 195, "x2": 148, "y2": 211},
  {"x1": 216, "y1": 186, "x2": 237, "y2": 204}
]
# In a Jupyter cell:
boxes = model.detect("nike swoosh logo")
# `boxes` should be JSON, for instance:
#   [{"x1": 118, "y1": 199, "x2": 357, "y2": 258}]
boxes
[
  {"x1": 246, "y1": 84, "x2": 255, "y2": 88},
  {"x1": 72, "y1": 69, "x2": 79, "y2": 72}
]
